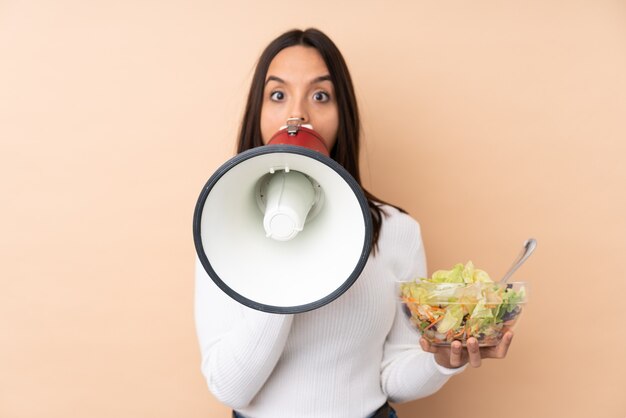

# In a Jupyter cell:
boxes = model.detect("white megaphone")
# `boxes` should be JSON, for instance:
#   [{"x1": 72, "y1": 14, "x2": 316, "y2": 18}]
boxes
[{"x1": 193, "y1": 120, "x2": 373, "y2": 313}]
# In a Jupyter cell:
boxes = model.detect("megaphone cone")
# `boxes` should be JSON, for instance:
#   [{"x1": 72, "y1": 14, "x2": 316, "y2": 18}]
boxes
[{"x1": 193, "y1": 125, "x2": 373, "y2": 313}]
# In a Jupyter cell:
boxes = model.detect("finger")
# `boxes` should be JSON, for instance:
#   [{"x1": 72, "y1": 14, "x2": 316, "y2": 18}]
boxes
[
  {"x1": 449, "y1": 340, "x2": 464, "y2": 368},
  {"x1": 481, "y1": 331, "x2": 514, "y2": 359},
  {"x1": 421, "y1": 338, "x2": 441, "y2": 354},
  {"x1": 495, "y1": 331, "x2": 514, "y2": 359},
  {"x1": 466, "y1": 338, "x2": 482, "y2": 367},
  {"x1": 420, "y1": 337, "x2": 437, "y2": 353}
]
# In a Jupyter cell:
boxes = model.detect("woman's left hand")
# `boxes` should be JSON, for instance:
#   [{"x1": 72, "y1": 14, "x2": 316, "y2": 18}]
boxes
[{"x1": 419, "y1": 331, "x2": 514, "y2": 369}]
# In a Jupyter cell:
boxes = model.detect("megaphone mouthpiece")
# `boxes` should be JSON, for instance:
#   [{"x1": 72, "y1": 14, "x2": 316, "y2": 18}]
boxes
[{"x1": 268, "y1": 125, "x2": 329, "y2": 156}]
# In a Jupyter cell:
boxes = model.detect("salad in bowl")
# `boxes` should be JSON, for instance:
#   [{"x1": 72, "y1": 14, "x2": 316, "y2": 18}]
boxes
[{"x1": 398, "y1": 262, "x2": 527, "y2": 347}]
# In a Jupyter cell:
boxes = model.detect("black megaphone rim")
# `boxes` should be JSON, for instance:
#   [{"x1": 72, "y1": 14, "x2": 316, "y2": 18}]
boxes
[{"x1": 192, "y1": 145, "x2": 373, "y2": 314}]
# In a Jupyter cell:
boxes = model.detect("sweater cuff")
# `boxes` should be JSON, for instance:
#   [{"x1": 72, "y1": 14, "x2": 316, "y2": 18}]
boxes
[{"x1": 430, "y1": 354, "x2": 468, "y2": 375}]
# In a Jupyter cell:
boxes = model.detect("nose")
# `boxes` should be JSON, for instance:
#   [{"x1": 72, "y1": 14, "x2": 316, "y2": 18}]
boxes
[{"x1": 288, "y1": 98, "x2": 309, "y2": 124}]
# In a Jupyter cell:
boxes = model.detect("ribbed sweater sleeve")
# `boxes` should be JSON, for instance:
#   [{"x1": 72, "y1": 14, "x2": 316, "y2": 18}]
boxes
[
  {"x1": 379, "y1": 212, "x2": 465, "y2": 403},
  {"x1": 194, "y1": 257, "x2": 293, "y2": 409}
]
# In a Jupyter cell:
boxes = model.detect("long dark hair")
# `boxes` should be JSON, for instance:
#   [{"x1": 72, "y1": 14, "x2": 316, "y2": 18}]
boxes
[{"x1": 237, "y1": 28, "x2": 402, "y2": 250}]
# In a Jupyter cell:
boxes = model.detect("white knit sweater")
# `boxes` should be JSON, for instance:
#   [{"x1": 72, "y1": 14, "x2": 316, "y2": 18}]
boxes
[{"x1": 195, "y1": 206, "x2": 464, "y2": 418}]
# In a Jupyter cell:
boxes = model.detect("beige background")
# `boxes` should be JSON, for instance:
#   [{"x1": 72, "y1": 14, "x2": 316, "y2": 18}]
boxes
[{"x1": 1, "y1": 1, "x2": 625, "y2": 417}]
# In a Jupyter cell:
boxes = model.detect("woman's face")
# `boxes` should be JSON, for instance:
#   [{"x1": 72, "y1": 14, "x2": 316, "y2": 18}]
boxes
[{"x1": 260, "y1": 46, "x2": 339, "y2": 150}]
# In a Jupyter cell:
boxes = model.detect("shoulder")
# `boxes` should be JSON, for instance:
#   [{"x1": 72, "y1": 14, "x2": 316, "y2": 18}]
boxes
[
  {"x1": 374, "y1": 204, "x2": 427, "y2": 280},
  {"x1": 377, "y1": 204, "x2": 422, "y2": 242}
]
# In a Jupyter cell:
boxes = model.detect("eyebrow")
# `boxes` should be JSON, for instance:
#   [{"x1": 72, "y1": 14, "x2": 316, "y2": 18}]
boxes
[{"x1": 265, "y1": 75, "x2": 333, "y2": 85}]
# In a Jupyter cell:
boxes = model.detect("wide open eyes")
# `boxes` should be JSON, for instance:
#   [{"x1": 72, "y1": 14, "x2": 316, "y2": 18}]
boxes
[
  {"x1": 268, "y1": 90, "x2": 331, "y2": 103},
  {"x1": 270, "y1": 90, "x2": 285, "y2": 101},
  {"x1": 313, "y1": 90, "x2": 331, "y2": 103}
]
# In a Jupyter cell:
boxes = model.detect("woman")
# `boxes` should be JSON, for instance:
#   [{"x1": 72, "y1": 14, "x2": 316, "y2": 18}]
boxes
[{"x1": 195, "y1": 28, "x2": 514, "y2": 418}]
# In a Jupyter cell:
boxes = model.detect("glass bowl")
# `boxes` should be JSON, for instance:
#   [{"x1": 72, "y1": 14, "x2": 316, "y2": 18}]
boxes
[{"x1": 398, "y1": 281, "x2": 527, "y2": 347}]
